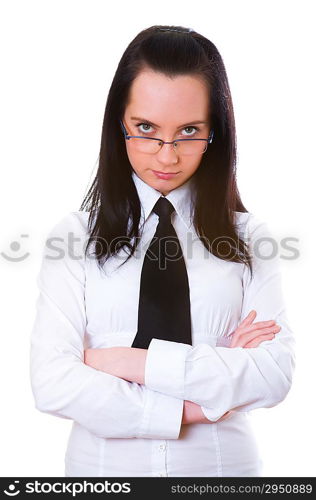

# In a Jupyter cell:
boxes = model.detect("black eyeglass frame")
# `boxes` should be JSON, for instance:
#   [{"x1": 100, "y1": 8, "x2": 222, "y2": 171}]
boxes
[{"x1": 119, "y1": 119, "x2": 214, "y2": 154}]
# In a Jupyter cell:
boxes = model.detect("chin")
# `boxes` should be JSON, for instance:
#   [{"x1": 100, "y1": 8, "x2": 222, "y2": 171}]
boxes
[{"x1": 151, "y1": 178, "x2": 180, "y2": 193}]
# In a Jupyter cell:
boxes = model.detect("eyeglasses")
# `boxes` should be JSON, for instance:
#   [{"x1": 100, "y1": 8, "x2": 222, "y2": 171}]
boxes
[{"x1": 120, "y1": 119, "x2": 214, "y2": 156}]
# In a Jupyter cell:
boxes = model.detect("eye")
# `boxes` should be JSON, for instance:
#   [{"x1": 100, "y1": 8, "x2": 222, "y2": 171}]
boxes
[
  {"x1": 135, "y1": 122, "x2": 200, "y2": 136},
  {"x1": 182, "y1": 126, "x2": 199, "y2": 136},
  {"x1": 136, "y1": 122, "x2": 154, "y2": 134}
]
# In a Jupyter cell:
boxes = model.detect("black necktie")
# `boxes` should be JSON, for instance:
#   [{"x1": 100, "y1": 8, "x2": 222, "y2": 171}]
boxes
[{"x1": 132, "y1": 196, "x2": 192, "y2": 349}]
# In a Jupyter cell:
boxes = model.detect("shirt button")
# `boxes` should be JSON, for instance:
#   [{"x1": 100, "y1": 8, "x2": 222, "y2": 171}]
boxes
[
  {"x1": 159, "y1": 444, "x2": 166, "y2": 451},
  {"x1": 159, "y1": 473, "x2": 165, "y2": 477}
]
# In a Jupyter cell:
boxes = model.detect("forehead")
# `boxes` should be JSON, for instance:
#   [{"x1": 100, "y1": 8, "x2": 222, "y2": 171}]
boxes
[{"x1": 125, "y1": 70, "x2": 210, "y2": 122}]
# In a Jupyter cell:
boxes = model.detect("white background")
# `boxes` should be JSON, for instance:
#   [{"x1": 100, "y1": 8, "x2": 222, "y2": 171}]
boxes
[{"x1": 0, "y1": 0, "x2": 315, "y2": 477}]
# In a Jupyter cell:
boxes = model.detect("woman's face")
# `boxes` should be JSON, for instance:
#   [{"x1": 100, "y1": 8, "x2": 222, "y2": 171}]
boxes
[{"x1": 122, "y1": 69, "x2": 211, "y2": 195}]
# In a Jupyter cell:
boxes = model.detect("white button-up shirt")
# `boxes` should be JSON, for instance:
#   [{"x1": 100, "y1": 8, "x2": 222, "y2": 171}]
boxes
[{"x1": 30, "y1": 171, "x2": 296, "y2": 477}]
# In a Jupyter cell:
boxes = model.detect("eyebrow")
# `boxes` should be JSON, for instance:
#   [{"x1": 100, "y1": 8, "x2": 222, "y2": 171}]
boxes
[{"x1": 130, "y1": 116, "x2": 208, "y2": 128}]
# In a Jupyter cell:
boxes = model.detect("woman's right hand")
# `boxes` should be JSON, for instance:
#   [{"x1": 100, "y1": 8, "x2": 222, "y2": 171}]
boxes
[{"x1": 229, "y1": 310, "x2": 281, "y2": 348}]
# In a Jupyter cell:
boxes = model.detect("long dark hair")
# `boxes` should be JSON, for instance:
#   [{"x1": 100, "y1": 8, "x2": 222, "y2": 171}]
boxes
[{"x1": 79, "y1": 24, "x2": 253, "y2": 278}]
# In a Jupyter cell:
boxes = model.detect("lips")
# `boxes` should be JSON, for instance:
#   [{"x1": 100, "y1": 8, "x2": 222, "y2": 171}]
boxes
[{"x1": 153, "y1": 170, "x2": 179, "y2": 180}]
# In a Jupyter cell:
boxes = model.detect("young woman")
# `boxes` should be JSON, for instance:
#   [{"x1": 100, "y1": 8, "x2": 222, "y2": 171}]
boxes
[{"x1": 30, "y1": 25, "x2": 296, "y2": 477}]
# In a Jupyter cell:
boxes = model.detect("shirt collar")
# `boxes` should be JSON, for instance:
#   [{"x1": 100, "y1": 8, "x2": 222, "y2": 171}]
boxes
[{"x1": 131, "y1": 170, "x2": 196, "y2": 230}]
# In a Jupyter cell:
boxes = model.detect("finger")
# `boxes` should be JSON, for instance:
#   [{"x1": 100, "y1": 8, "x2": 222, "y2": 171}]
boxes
[
  {"x1": 238, "y1": 321, "x2": 277, "y2": 338},
  {"x1": 242, "y1": 326, "x2": 280, "y2": 344},
  {"x1": 244, "y1": 320, "x2": 277, "y2": 332},
  {"x1": 244, "y1": 325, "x2": 281, "y2": 339},
  {"x1": 243, "y1": 333, "x2": 275, "y2": 348},
  {"x1": 238, "y1": 310, "x2": 257, "y2": 328},
  {"x1": 231, "y1": 330, "x2": 277, "y2": 348}
]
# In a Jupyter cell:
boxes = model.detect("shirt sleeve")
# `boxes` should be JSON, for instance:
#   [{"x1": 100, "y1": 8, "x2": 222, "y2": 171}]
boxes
[
  {"x1": 30, "y1": 212, "x2": 183, "y2": 439},
  {"x1": 144, "y1": 213, "x2": 296, "y2": 422}
]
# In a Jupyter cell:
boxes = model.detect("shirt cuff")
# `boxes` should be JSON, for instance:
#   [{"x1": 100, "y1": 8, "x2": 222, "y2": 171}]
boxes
[
  {"x1": 138, "y1": 388, "x2": 184, "y2": 439},
  {"x1": 144, "y1": 338, "x2": 192, "y2": 399},
  {"x1": 200, "y1": 405, "x2": 224, "y2": 422}
]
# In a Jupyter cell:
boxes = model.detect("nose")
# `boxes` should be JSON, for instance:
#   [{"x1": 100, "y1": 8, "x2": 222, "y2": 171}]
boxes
[{"x1": 156, "y1": 142, "x2": 179, "y2": 166}]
